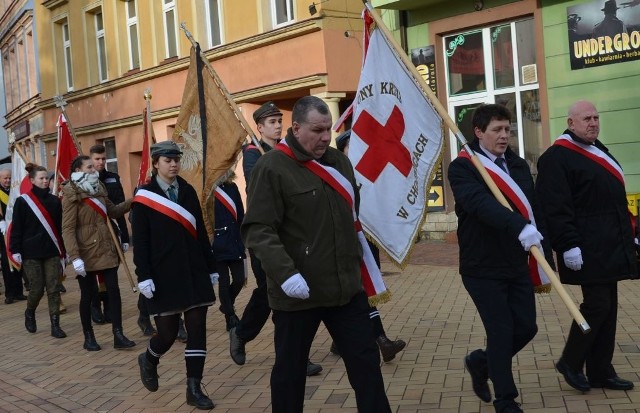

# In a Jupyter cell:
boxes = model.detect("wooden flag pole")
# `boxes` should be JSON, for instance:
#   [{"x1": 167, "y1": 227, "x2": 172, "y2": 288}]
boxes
[
  {"x1": 179, "y1": 23, "x2": 264, "y2": 155},
  {"x1": 363, "y1": 0, "x2": 590, "y2": 333}
]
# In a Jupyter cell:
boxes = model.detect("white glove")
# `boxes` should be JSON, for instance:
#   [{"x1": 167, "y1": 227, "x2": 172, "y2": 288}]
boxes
[
  {"x1": 563, "y1": 247, "x2": 583, "y2": 271},
  {"x1": 281, "y1": 273, "x2": 310, "y2": 299},
  {"x1": 121, "y1": 243, "x2": 129, "y2": 253},
  {"x1": 138, "y1": 279, "x2": 156, "y2": 299},
  {"x1": 517, "y1": 224, "x2": 543, "y2": 252},
  {"x1": 0, "y1": 220, "x2": 6, "y2": 235},
  {"x1": 210, "y1": 272, "x2": 219, "y2": 285},
  {"x1": 72, "y1": 258, "x2": 86, "y2": 276},
  {"x1": 12, "y1": 253, "x2": 22, "y2": 264}
]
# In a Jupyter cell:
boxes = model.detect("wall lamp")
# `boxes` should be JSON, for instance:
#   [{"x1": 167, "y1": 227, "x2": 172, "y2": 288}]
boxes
[{"x1": 309, "y1": 0, "x2": 330, "y2": 16}]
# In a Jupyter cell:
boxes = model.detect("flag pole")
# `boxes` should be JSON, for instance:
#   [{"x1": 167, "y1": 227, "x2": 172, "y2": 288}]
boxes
[
  {"x1": 7, "y1": 133, "x2": 29, "y2": 164},
  {"x1": 363, "y1": 0, "x2": 590, "y2": 334},
  {"x1": 179, "y1": 23, "x2": 264, "y2": 155},
  {"x1": 144, "y1": 89, "x2": 155, "y2": 145},
  {"x1": 53, "y1": 96, "x2": 83, "y2": 154}
]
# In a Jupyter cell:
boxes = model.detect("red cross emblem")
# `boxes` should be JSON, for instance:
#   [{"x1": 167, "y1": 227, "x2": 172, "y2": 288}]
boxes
[{"x1": 352, "y1": 105, "x2": 411, "y2": 182}]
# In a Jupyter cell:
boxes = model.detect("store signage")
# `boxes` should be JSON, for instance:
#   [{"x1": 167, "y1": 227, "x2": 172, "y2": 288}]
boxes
[
  {"x1": 567, "y1": 0, "x2": 640, "y2": 70},
  {"x1": 410, "y1": 45, "x2": 444, "y2": 212}
]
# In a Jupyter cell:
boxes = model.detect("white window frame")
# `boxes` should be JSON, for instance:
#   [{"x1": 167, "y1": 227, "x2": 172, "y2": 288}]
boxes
[
  {"x1": 62, "y1": 22, "x2": 73, "y2": 91},
  {"x1": 95, "y1": 11, "x2": 107, "y2": 82},
  {"x1": 163, "y1": 0, "x2": 178, "y2": 58},
  {"x1": 444, "y1": 19, "x2": 540, "y2": 162},
  {"x1": 271, "y1": 0, "x2": 295, "y2": 28},
  {"x1": 126, "y1": 0, "x2": 140, "y2": 70},
  {"x1": 104, "y1": 138, "x2": 118, "y2": 173},
  {"x1": 205, "y1": 0, "x2": 223, "y2": 48}
]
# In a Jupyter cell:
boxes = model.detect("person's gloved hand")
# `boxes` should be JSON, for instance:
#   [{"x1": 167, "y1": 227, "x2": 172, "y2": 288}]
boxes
[
  {"x1": 281, "y1": 273, "x2": 310, "y2": 299},
  {"x1": 121, "y1": 243, "x2": 129, "y2": 253},
  {"x1": 517, "y1": 224, "x2": 543, "y2": 251},
  {"x1": 72, "y1": 258, "x2": 86, "y2": 276},
  {"x1": 11, "y1": 253, "x2": 21, "y2": 264},
  {"x1": 563, "y1": 247, "x2": 583, "y2": 271},
  {"x1": 138, "y1": 279, "x2": 156, "y2": 299},
  {"x1": 210, "y1": 272, "x2": 219, "y2": 285},
  {"x1": 0, "y1": 220, "x2": 6, "y2": 235}
]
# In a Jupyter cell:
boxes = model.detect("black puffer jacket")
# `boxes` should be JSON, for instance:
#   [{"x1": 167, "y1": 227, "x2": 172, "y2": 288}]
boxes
[{"x1": 536, "y1": 130, "x2": 637, "y2": 285}]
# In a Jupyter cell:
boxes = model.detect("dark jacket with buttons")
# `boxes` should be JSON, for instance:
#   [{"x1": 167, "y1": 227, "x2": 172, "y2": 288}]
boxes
[
  {"x1": 241, "y1": 130, "x2": 363, "y2": 311},
  {"x1": 448, "y1": 141, "x2": 554, "y2": 279},
  {"x1": 536, "y1": 130, "x2": 637, "y2": 285},
  {"x1": 212, "y1": 182, "x2": 246, "y2": 262}
]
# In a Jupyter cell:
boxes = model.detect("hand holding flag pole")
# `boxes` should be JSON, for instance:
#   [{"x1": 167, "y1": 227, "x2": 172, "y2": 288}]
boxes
[
  {"x1": 362, "y1": 0, "x2": 590, "y2": 333},
  {"x1": 179, "y1": 23, "x2": 263, "y2": 155}
]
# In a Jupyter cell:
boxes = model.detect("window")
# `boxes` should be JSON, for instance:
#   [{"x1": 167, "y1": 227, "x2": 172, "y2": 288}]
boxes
[
  {"x1": 95, "y1": 12, "x2": 107, "y2": 82},
  {"x1": 444, "y1": 18, "x2": 542, "y2": 177},
  {"x1": 163, "y1": 0, "x2": 178, "y2": 58},
  {"x1": 126, "y1": 0, "x2": 140, "y2": 69},
  {"x1": 62, "y1": 22, "x2": 73, "y2": 91},
  {"x1": 104, "y1": 139, "x2": 118, "y2": 174},
  {"x1": 272, "y1": 0, "x2": 294, "y2": 27},
  {"x1": 205, "y1": 0, "x2": 223, "y2": 48}
]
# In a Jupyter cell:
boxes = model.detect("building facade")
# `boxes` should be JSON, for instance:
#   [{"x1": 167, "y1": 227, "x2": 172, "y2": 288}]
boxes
[
  {"x1": 372, "y1": 0, "x2": 640, "y2": 239},
  {"x1": 0, "y1": 0, "x2": 40, "y2": 163},
  {"x1": 34, "y1": 0, "x2": 366, "y2": 197}
]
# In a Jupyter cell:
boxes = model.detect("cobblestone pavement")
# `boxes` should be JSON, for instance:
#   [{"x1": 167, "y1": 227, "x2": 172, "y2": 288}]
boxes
[{"x1": 1, "y1": 241, "x2": 640, "y2": 412}]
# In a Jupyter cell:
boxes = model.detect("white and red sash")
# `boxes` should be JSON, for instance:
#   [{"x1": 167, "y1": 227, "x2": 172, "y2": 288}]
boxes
[
  {"x1": 554, "y1": 134, "x2": 625, "y2": 185},
  {"x1": 459, "y1": 150, "x2": 550, "y2": 290},
  {"x1": 276, "y1": 142, "x2": 389, "y2": 304},
  {"x1": 214, "y1": 187, "x2": 238, "y2": 221},
  {"x1": 82, "y1": 197, "x2": 108, "y2": 220},
  {"x1": 21, "y1": 192, "x2": 65, "y2": 258},
  {"x1": 133, "y1": 189, "x2": 197, "y2": 239},
  {"x1": 554, "y1": 135, "x2": 635, "y2": 233}
]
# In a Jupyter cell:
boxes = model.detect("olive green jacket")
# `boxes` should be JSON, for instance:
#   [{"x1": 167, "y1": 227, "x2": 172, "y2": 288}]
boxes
[{"x1": 241, "y1": 131, "x2": 363, "y2": 311}]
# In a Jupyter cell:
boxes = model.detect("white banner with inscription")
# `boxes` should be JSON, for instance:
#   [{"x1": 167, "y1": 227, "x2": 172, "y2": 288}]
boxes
[{"x1": 348, "y1": 12, "x2": 444, "y2": 267}]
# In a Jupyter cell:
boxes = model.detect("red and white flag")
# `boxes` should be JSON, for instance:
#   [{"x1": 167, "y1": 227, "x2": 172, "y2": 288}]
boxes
[
  {"x1": 54, "y1": 114, "x2": 79, "y2": 195},
  {"x1": 347, "y1": 11, "x2": 444, "y2": 266},
  {"x1": 5, "y1": 151, "x2": 31, "y2": 270},
  {"x1": 137, "y1": 107, "x2": 155, "y2": 186}
]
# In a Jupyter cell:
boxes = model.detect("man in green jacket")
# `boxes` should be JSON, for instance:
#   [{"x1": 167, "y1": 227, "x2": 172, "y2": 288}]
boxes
[{"x1": 241, "y1": 96, "x2": 391, "y2": 413}]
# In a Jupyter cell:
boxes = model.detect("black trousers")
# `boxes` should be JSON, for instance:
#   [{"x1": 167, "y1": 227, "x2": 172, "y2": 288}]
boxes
[
  {"x1": 235, "y1": 250, "x2": 270, "y2": 342},
  {"x1": 462, "y1": 275, "x2": 538, "y2": 401},
  {"x1": 77, "y1": 267, "x2": 123, "y2": 331},
  {"x1": 217, "y1": 259, "x2": 245, "y2": 316},
  {"x1": 271, "y1": 292, "x2": 391, "y2": 413},
  {"x1": 562, "y1": 283, "x2": 618, "y2": 381},
  {"x1": 1, "y1": 237, "x2": 24, "y2": 299}
]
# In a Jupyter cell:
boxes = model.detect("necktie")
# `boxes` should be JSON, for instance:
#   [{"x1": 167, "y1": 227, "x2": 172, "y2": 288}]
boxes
[
  {"x1": 495, "y1": 157, "x2": 508, "y2": 175},
  {"x1": 167, "y1": 185, "x2": 177, "y2": 202}
]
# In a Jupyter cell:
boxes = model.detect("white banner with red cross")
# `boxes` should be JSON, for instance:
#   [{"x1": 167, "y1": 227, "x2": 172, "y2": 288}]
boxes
[{"x1": 348, "y1": 12, "x2": 444, "y2": 267}]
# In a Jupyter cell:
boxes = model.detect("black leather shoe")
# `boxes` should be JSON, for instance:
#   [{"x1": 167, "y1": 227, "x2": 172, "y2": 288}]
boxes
[
  {"x1": 4, "y1": 297, "x2": 14, "y2": 304},
  {"x1": 186, "y1": 377, "x2": 214, "y2": 409},
  {"x1": 590, "y1": 376, "x2": 634, "y2": 390},
  {"x1": 229, "y1": 327, "x2": 246, "y2": 365},
  {"x1": 226, "y1": 314, "x2": 240, "y2": 332},
  {"x1": 91, "y1": 305, "x2": 106, "y2": 324},
  {"x1": 138, "y1": 353, "x2": 159, "y2": 392},
  {"x1": 494, "y1": 399, "x2": 523, "y2": 413},
  {"x1": 306, "y1": 360, "x2": 323, "y2": 376},
  {"x1": 556, "y1": 358, "x2": 590, "y2": 392},
  {"x1": 137, "y1": 316, "x2": 156, "y2": 336},
  {"x1": 464, "y1": 354, "x2": 492, "y2": 402},
  {"x1": 113, "y1": 328, "x2": 136, "y2": 349}
]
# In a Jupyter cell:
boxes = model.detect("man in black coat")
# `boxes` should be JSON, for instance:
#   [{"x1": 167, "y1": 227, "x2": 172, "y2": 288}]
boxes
[
  {"x1": 448, "y1": 104, "x2": 551, "y2": 413},
  {"x1": 0, "y1": 164, "x2": 26, "y2": 304},
  {"x1": 230, "y1": 101, "x2": 323, "y2": 376},
  {"x1": 536, "y1": 100, "x2": 638, "y2": 392}
]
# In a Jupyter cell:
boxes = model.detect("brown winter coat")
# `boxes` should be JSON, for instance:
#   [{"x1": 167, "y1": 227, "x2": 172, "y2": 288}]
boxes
[{"x1": 61, "y1": 181, "x2": 131, "y2": 272}]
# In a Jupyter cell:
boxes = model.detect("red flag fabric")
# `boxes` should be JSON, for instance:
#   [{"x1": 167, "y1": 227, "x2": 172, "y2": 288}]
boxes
[
  {"x1": 54, "y1": 114, "x2": 79, "y2": 195},
  {"x1": 137, "y1": 107, "x2": 154, "y2": 186}
]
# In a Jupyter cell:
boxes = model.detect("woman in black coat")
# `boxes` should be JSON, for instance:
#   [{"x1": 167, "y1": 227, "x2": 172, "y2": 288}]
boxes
[
  {"x1": 212, "y1": 173, "x2": 246, "y2": 332},
  {"x1": 132, "y1": 141, "x2": 216, "y2": 410},
  {"x1": 10, "y1": 163, "x2": 65, "y2": 338}
]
